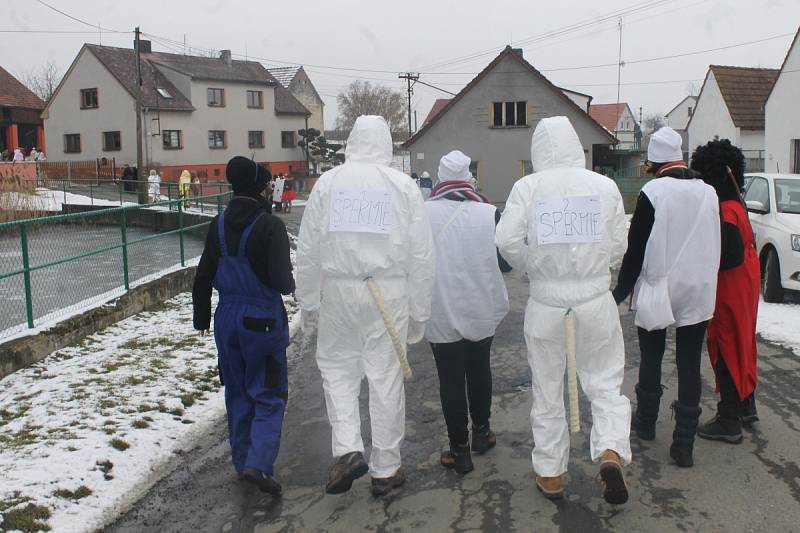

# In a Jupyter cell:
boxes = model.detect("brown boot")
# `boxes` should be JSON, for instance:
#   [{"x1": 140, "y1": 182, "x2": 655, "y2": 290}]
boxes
[
  {"x1": 535, "y1": 475, "x2": 563, "y2": 500},
  {"x1": 599, "y1": 450, "x2": 628, "y2": 504},
  {"x1": 371, "y1": 467, "x2": 406, "y2": 496}
]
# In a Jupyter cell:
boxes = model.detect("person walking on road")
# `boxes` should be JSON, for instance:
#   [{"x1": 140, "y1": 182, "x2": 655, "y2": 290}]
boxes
[
  {"x1": 179, "y1": 169, "x2": 192, "y2": 209},
  {"x1": 612, "y1": 126, "x2": 721, "y2": 468},
  {"x1": 147, "y1": 169, "x2": 162, "y2": 202},
  {"x1": 192, "y1": 157, "x2": 295, "y2": 495},
  {"x1": 296, "y1": 115, "x2": 435, "y2": 497},
  {"x1": 425, "y1": 150, "x2": 509, "y2": 475},
  {"x1": 419, "y1": 171, "x2": 433, "y2": 200},
  {"x1": 690, "y1": 139, "x2": 760, "y2": 443},
  {"x1": 496, "y1": 116, "x2": 631, "y2": 504}
]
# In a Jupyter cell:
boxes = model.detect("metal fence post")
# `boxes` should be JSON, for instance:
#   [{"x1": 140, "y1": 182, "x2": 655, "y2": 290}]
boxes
[
  {"x1": 178, "y1": 201, "x2": 185, "y2": 267},
  {"x1": 167, "y1": 185, "x2": 172, "y2": 210},
  {"x1": 120, "y1": 209, "x2": 130, "y2": 290},
  {"x1": 118, "y1": 179, "x2": 123, "y2": 206},
  {"x1": 19, "y1": 224, "x2": 34, "y2": 328}
]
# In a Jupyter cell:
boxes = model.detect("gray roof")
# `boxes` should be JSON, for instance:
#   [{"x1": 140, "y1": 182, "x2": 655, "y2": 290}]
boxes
[
  {"x1": 268, "y1": 66, "x2": 301, "y2": 88},
  {"x1": 83, "y1": 44, "x2": 308, "y2": 115}
]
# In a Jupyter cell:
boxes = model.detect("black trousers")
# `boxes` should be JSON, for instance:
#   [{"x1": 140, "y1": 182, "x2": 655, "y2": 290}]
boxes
[
  {"x1": 637, "y1": 321, "x2": 708, "y2": 407},
  {"x1": 431, "y1": 337, "x2": 493, "y2": 445},
  {"x1": 716, "y1": 355, "x2": 757, "y2": 413}
]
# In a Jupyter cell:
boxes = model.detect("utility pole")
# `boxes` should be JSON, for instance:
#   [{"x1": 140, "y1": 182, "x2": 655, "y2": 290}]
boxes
[
  {"x1": 135, "y1": 27, "x2": 147, "y2": 204},
  {"x1": 398, "y1": 72, "x2": 419, "y2": 136}
]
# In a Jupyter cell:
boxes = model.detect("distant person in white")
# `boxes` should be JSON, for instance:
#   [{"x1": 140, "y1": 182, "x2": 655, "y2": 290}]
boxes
[
  {"x1": 419, "y1": 171, "x2": 433, "y2": 200},
  {"x1": 12, "y1": 148, "x2": 23, "y2": 162},
  {"x1": 424, "y1": 150, "x2": 509, "y2": 475},
  {"x1": 296, "y1": 115, "x2": 434, "y2": 497},
  {"x1": 496, "y1": 116, "x2": 631, "y2": 504},
  {"x1": 148, "y1": 169, "x2": 162, "y2": 202}
]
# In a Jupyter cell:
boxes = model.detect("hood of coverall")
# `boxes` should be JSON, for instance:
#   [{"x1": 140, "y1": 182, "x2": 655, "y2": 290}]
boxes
[
  {"x1": 531, "y1": 116, "x2": 586, "y2": 173},
  {"x1": 344, "y1": 115, "x2": 393, "y2": 166}
]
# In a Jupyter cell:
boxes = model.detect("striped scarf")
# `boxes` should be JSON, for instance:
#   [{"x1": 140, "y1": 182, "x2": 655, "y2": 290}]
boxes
[{"x1": 428, "y1": 179, "x2": 490, "y2": 203}]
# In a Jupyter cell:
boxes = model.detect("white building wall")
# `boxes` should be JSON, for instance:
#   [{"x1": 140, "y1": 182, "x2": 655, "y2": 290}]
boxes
[
  {"x1": 43, "y1": 48, "x2": 137, "y2": 162},
  {"x1": 688, "y1": 72, "x2": 740, "y2": 154},
  {"x1": 765, "y1": 35, "x2": 800, "y2": 173},
  {"x1": 740, "y1": 130, "x2": 765, "y2": 152},
  {"x1": 666, "y1": 97, "x2": 696, "y2": 130}
]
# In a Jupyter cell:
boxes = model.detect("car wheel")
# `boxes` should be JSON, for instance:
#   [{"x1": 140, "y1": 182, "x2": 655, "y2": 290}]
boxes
[{"x1": 762, "y1": 248, "x2": 784, "y2": 303}]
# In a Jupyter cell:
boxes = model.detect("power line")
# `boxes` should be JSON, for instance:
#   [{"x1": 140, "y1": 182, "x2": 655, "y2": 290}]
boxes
[
  {"x1": 0, "y1": 29, "x2": 131, "y2": 34},
  {"x1": 33, "y1": 0, "x2": 126, "y2": 33}
]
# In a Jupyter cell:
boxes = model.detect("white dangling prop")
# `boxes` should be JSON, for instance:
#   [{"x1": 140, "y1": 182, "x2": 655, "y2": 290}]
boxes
[
  {"x1": 564, "y1": 308, "x2": 581, "y2": 433},
  {"x1": 365, "y1": 277, "x2": 413, "y2": 379}
]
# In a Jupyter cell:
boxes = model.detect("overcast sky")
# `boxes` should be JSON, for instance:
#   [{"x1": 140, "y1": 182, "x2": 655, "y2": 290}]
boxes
[{"x1": 3, "y1": 0, "x2": 799, "y2": 129}]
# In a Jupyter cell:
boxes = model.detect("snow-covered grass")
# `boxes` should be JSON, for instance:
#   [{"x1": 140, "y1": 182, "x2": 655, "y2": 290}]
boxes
[
  {"x1": 0, "y1": 258, "x2": 299, "y2": 532},
  {"x1": 757, "y1": 298, "x2": 800, "y2": 356}
]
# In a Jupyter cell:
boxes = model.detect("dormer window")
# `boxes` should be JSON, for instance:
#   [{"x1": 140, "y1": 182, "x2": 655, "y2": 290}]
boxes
[{"x1": 156, "y1": 88, "x2": 172, "y2": 99}]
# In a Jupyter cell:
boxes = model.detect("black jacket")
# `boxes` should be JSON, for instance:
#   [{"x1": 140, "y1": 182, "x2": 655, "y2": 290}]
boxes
[
  {"x1": 612, "y1": 165, "x2": 743, "y2": 305},
  {"x1": 192, "y1": 195, "x2": 295, "y2": 330}
]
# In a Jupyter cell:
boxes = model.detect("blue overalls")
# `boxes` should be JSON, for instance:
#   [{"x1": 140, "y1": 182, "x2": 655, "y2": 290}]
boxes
[{"x1": 213, "y1": 211, "x2": 290, "y2": 475}]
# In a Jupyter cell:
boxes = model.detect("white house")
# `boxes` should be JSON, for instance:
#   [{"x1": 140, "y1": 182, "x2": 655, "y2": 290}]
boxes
[
  {"x1": 588, "y1": 103, "x2": 639, "y2": 150},
  {"x1": 765, "y1": 27, "x2": 800, "y2": 173},
  {"x1": 687, "y1": 65, "x2": 779, "y2": 172},
  {"x1": 665, "y1": 95, "x2": 697, "y2": 158},
  {"x1": 42, "y1": 41, "x2": 310, "y2": 181}
]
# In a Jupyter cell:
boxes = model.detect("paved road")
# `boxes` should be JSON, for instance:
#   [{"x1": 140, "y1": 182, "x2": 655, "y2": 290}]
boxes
[{"x1": 109, "y1": 232, "x2": 800, "y2": 533}]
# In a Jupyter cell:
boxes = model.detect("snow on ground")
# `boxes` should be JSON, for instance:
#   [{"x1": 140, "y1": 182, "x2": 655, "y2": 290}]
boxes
[
  {"x1": 0, "y1": 256, "x2": 299, "y2": 532},
  {"x1": 757, "y1": 298, "x2": 800, "y2": 356}
]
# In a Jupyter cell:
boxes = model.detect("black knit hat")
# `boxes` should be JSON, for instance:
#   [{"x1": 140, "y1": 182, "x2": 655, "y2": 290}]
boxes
[{"x1": 226, "y1": 156, "x2": 271, "y2": 194}]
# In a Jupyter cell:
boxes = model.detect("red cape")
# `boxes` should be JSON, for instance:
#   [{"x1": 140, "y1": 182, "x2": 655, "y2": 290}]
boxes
[{"x1": 707, "y1": 200, "x2": 760, "y2": 399}]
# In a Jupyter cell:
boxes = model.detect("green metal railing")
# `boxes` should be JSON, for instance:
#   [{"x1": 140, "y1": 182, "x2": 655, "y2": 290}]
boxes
[{"x1": 0, "y1": 190, "x2": 232, "y2": 338}]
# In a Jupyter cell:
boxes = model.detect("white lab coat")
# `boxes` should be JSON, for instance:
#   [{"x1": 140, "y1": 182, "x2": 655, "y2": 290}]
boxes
[
  {"x1": 272, "y1": 177, "x2": 285, "y2": 204},
  {"x1": 148, "y1": 172, "x2": 161, "y2": 201},
  {"x1": 632, "y1": 178, "x2": 720, "y2": 331},
  {"x1": 12, "y1": 149, "x2": 23, "y2": 162},
  {"x1": 296, "y1": 115, "x2": 435, "y2": 478},
  {"x1": 424, "y1": 199, "x2": 509, "y2": 343},
  {"x1": 495, "y1": 116, "x2": 631, "y2": 476}
]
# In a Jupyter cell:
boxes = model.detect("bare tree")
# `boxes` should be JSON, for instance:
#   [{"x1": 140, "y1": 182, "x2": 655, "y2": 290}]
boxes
[
  {"x1": 22, "y1": 60, "x2": 61, "y2": 103},
  {"x1": 335, "y1": 80, "x2": 407, "y2": 134},
  {"x1": 643, "y1": 113, "x2": 665, "y2": 133}
]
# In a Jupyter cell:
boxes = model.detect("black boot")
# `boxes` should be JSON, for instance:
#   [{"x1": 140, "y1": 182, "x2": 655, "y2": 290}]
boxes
[
  {"x1": 740, "y1": 394, "x2": 759, "y2": 427},
  {"x1": 471, "y1": 425, "x2": 497, "y2": 454},
  {"x1": 669, "y1": 401, "x2": 702, "y2": 467},
  {"x1": 441, "y1": 442, "x2": 474, "y2": 474},
  {"x1": 632, "y1": 384, "x2": 662, "y2": 441},
  {"x1": 698, "y1": 402, "x2": 742, "y2": 444},
  {"x1": 325, "y1": 451, "x2": 369, "y2": 494}
]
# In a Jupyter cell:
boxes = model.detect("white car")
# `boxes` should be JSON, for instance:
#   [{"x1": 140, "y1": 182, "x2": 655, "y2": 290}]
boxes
[{"x1": 744, "y1": 173, "x2": 800, "y2": 302}]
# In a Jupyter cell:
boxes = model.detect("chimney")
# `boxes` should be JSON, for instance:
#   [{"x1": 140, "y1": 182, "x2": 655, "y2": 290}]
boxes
[
  {"x1": 220, "y1": 49, "x2": 232, "y2": 66},
  {"x1": 135, "y1": 39, "x2": 152, "y2": 54}
]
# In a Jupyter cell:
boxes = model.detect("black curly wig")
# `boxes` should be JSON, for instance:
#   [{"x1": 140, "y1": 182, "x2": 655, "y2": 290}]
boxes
[{"x1": 690, "y1": 139, "x2": 746, "y2": 201}]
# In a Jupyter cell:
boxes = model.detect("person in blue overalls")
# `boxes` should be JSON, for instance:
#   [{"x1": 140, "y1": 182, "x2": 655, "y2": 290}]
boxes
[{"x1": 193, "y1": 156, "x2": 295, "y2": 495}]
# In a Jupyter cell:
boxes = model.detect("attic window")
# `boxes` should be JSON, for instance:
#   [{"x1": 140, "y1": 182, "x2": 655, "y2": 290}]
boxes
[
  {"x1": 156, "y1": 88, "x2": 172, "y2": 99},
  {"x1": 491, "y1": 101, "x2": 527, "y2": 128}
]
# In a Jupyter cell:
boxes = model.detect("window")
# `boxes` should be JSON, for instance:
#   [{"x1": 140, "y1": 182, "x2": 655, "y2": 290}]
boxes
[
  {"x1": 248, "y1": 130, "x2": 264, "y2": 148},
  {"x1": 80, "y1": 88, "x2": 98, "y2": 109},
  {"x1": 792, "y1": 139, "x2": 800, "y2": 174},
  {"x1": 156, "y1": 87, "x2": 173, "y2": 99},
  {"x1": 687, "y1": 106, "x2": 693, "y2": 117},
  {"x1": 64, "y1": 133, "x2": 81, "y2": 153},
  {"x1": 281, "y1": 131, "x2": 296, "y2": 148},
  {"x1": 775, "y1": 179, "x2": 800, "y2": 214},
  {"x1": 162, "y1": 130, "x2": 182, "y2": 149},
  {"x1": 208, "y1": 130, "x2": 226, "y2": 149},
  {"x1": 491, "y1": 101, "x2": 527, "y2": 127},
  {"x1": 247, "y1": 90, "x2": 263, "y2": 109},
  {"x1": 207, "y1": 88, "x2": 225, "y2": 107},
  {"x1": 102, "y1": 131, "x2": 121, "y2": 151},
  {"x1": 744, "y1": 177, "x2": 770, "y2": 213}
]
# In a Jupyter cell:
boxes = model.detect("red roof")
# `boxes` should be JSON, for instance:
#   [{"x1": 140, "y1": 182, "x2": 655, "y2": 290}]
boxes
[
  {"x1": 423, "y1": 98, "x2": 451, "y2": 127},
  {"x1": 588, "y1": 103, "x2": 626, "y2": 132},
  {"x1": 0, "y1": 65, "x2": 45, "y2": 110}
]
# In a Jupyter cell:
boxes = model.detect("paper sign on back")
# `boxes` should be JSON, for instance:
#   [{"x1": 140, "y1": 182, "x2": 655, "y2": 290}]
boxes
[
  {"x1": 536, "y1": 194, "x2": 603, "y2": 245},
  {"x1": 329, "y1": 189, "x2": 393, "y2": 234}
]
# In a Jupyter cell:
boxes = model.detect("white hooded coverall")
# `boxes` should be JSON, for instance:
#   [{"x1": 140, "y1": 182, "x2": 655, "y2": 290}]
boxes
[
  {"x1": 495, "y1": 116, "x2": 631, "y2": 476},
  {"x1": 296, "y1": 115, "x2": 435, "y2": 478}
]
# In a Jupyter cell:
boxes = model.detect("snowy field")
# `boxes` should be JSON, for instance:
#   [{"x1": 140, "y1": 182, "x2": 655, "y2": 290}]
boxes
[
  {"x1": 757, "y1": 298, "x2": 800, "y2": 356},
  {"x1": 0, "y1": 240, "x2": 299, "y2": 532}
]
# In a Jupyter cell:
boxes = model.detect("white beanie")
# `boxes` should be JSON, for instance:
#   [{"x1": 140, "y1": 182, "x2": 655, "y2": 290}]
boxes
[
  {"x1": 647, "y1": 127, "x2": 683, "y2": 163},
  {"x1": 437, "y1": 150, "x2": 472, "y2": 182}
]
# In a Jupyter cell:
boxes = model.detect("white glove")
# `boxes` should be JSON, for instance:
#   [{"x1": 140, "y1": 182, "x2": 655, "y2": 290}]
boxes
[
  {"x1": 301, "y1": 309, "x2": 319, "y2": 335},
  {"x1": 407, "y1": 319, "x2": 426, "y2": 345}
]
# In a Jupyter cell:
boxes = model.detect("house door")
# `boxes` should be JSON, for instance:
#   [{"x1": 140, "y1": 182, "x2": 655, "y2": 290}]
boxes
[{"x1": 792, "y1": 139, "x2": 800, "y2": 173}]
